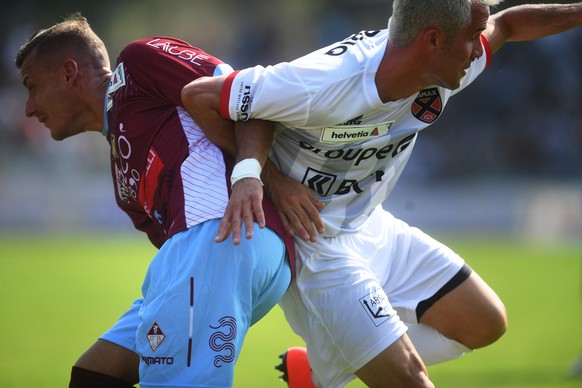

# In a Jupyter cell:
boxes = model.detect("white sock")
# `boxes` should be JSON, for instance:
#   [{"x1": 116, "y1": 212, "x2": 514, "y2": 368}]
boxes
[{"x1": 405, "y1": 322, "x2": 472, "y2": 365}]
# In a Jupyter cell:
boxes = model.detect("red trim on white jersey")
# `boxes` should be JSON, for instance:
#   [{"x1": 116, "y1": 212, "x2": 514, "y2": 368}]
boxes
[{"x1": 220, "y1": 71, "x2": 239, "y2": 119}]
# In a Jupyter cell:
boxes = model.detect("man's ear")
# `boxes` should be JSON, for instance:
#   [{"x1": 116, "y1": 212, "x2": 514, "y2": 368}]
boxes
[
  {"x1": 422, "y1": 27, "x2": 445, "y2": 52},
  {"x1": 61, "y1": 59, "x2": 78, "y2": 86}
]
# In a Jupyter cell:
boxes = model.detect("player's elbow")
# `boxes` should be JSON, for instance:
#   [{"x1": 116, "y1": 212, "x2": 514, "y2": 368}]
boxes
[{"x1": 181, "y1": 76, "x2": 223, "y2": 119}]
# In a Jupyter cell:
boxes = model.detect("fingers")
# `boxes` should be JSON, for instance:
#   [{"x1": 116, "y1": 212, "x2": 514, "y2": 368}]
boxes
[
  {"x1": 215, "y1": 215, "x2": 256, "y2": 245},
  {"x1": 215, "y1": 178, "x2": 265, "y2": 245},
  {"x1": 286, "y1": 208, "x2": 317, "y2": 242},
  {"x1": 280, "y1": 201, "x2": 325, "y2": 242},
  {"x1": 215, "y1": 211, "x2": 241, "y2": 245},
  {"x1": 242, "y1": 191, "x2": 265, "y2": 240},
  {"x1": 308, "y1": 198, "x2": 326, "y2": 235},
  {"x1": 278, "y1": 211, "x2": 295, "y2": 237},
  {"x1": 275, "y1": 195, "x2": 325, "y2": 242}
]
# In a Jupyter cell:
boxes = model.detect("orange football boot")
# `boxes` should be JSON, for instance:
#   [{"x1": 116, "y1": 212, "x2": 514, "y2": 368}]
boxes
[{"x1": 275, "y1": 346, "x2": 315, "y2": 388}]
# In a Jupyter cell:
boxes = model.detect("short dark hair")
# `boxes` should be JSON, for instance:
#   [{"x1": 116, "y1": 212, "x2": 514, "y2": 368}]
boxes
[{"x1": 15, "y1": 12, "x2": 106, "y2": 69}]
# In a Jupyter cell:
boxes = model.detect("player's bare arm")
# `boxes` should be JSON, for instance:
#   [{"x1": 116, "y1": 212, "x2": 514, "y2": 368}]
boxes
[
  {"x1": 223, "y1": 119, "x2": 273, "y2": 245},
  {"x1": 485, "y1": 2, "x2": 582, "y2": 54},
  {"x1": 182, "y1": 76, "x2": 324, "y2": 244},
  {"x1": 229, "y1": 119, "x2": 325, "y2": 244},
  {"x1": 183, "y1": 77, "x2": 266, "y2": 244},
  {"x1": 182, "y1": 75, "x2": 238, "y2": 157}
]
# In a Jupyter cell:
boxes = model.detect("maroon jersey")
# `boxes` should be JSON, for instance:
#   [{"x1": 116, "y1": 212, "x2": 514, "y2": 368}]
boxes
[{"x1": 104, "y1": 37, "x2": 294, "y2": 263}]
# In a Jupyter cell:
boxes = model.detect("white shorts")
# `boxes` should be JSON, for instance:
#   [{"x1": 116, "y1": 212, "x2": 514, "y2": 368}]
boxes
[{"x1": 279, "y1": 206, "x2": 468, "y2": 387}]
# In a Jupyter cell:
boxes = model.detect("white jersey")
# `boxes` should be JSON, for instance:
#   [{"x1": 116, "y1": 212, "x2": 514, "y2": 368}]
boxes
[{"x1": 222, "y1": 30, "x2": 490, "y2": 236}]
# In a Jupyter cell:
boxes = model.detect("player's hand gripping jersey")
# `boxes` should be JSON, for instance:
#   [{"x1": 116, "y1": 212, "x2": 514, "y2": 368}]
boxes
[
  {"x1": 221, "y1": 30, "x2": 491, "y2": 236},
  {"x1": 105, "y1": 37, "x2": 293, "y2": 257}
]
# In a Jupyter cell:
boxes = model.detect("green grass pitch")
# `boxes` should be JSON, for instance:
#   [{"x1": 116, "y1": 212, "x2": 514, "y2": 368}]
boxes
[{"x1": 0, "y1": 234, "x2": 580, "y2": 387}]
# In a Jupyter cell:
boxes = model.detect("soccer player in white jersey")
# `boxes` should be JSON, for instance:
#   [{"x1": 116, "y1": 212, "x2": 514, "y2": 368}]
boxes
[{"x1": 183, "y1": 1, "x2": 582, "y2": 387}]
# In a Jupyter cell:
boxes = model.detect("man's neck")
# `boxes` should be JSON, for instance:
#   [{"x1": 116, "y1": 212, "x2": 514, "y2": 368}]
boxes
[{"x1": 375, "y1": 41, "x2": 432, "y2": 103}]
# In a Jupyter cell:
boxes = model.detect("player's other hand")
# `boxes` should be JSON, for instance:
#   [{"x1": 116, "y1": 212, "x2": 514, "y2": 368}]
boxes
[
  {"x1": 265, "y1": 171, "x2": 325, "y2": 243},
  {"x1": 216, "y1": 177, "x2": 265, "y2": 245}
]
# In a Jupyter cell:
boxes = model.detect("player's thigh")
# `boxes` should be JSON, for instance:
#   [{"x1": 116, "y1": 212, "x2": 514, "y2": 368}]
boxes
[
  {"x1": 289, "y1": 234, "x2": 409, "y2": 386},
  {"x1": 75, "y1": 298, "x2": 143, "y2": 383},
  {"x1": 137, "y1": 221, "x2": 288, "y2": 386},
  {"x1": 74, "y1": 339, "x2": 139, "y2": 384},
  {"x1": 419, "y1": 271, "x2": 507, "y2": 349},
  {"x1": 100, "y1": 298, "x2": 142, "y2": 352}
]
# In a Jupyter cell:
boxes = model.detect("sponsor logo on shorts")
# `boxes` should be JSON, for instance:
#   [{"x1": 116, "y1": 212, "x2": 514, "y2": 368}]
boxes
[
  {"x1": 359, "y1": 288, "x2": 395, "y2": 327},
  {"x1": 209, "y1": 316, "x2": 237, "y2": 367},
  {"x1": 147, "y1": 321, "x2": 166, "y2": 352},
  {"x1": 411, "y1": 87, "x2": 442, "y2": 123},
  {"x1": 141, "y1": 356, "x2": 174, "y2": 365}
]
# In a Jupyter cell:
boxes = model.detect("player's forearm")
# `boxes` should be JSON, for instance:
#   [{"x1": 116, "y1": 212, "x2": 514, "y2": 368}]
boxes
[
  {"x1": 491, "y1": 3, "x2": 581, "y2": 46},
  {"x1": 181, "y1": 76, "x2": 238, "y2": 157},
  {"x1": 234, "y1": 119, "x2": 274, "y2": 166}
]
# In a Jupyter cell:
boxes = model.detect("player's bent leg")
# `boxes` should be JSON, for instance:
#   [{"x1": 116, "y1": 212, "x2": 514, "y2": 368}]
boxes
[
  {"x1": 248, "y1": 227, "x2": 291, "y2": 325},
  {"x1": 136, "y1": 221, "x2": 289, "y2": 387},
  {"x1": 70, "y1": 339, "x2": 139, "y2": 387},
  {"x1": 355, "y1": 333, "x2": 434, "y2": 388},
  {"x1": 70, "y1": 297, "x2": 142, "y2": 387},
  {"x1": 70, "y1": 366, "x2": 136, "y2": 388},
  {"x1": 404, "y1": 322, "x2": 471, "y2": 365},
  {"x1": 419, "y1": 271, "x2": 508, "y2": 350}
]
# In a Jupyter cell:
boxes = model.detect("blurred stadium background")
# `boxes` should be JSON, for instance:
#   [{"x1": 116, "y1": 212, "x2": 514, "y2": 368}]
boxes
[{"x1": 0, "y1": 0, "x2": 580, "y2": 384}]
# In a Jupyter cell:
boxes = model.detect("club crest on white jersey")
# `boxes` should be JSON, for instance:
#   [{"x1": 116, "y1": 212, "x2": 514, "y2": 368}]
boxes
[{"x1": 411, "y1": 87, "x2": 442, "y2": 124}]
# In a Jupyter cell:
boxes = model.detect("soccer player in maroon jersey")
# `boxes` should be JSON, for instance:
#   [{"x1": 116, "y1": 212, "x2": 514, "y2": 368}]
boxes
[{"x1": 16, "y1": 13, "x2": 294, "y2": 388}]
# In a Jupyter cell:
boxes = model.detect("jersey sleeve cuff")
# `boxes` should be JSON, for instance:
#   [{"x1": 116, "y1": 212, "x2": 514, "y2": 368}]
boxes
[{"x1": 220, "y1": 70, "x2": 240, "y2": 120}]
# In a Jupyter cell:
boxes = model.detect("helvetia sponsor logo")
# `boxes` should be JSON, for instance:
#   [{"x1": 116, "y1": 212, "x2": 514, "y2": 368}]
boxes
[{"x1": 320, "y1": 122, "x2": 393, "y2": 143}]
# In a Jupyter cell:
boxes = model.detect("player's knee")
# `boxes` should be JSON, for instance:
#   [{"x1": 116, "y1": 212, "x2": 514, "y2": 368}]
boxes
[
  {"x1": 468, "y1": 299, "x2": 508, "y2": 349},
  {"x1": 487, "y1": 300, "x2": 508, "y2": 343}
]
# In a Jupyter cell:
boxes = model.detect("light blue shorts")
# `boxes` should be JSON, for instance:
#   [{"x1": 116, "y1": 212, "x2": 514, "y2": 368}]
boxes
[{"x1": 101, "y1": 220, "x2": 290, "y2": 387}]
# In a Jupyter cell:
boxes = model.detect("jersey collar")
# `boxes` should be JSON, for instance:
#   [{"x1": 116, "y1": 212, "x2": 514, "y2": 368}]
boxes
[{"x1": 101, "y1": 76, "x2": 111, "y2": 137}]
